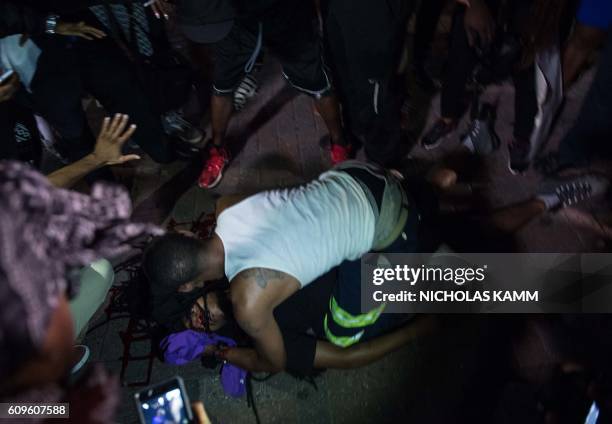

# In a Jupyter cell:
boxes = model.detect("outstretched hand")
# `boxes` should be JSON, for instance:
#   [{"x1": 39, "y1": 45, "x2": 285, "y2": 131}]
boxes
[
  {"x1": 92, "y1": 114, "x2": 140, "y2": 166},
  {"x1": 56, "y1": 21, "x2": 106, "y2": 40}
]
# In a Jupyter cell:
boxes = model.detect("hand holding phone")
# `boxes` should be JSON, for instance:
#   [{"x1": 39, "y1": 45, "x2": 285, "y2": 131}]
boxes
[
  {"x1": 135, "y1": 377, "x2": 196, "y2": 424},
  {"x1": 0, "y1": 69, "x2": 15, "y2": 84},
  {"x1": 0, "y1": 70, "x2": 19, "y2": 103}
]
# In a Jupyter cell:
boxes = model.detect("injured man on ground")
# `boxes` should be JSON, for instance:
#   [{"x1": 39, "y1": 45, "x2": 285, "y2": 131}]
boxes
[{"x1": 141, "y1": 160, "x2": 609, "y2": 375}]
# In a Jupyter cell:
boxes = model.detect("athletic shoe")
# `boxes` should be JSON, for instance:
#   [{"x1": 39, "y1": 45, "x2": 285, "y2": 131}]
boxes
[
  {"x1": 537, "y1": 173, "x2": 610, "y2": 211},
  {"x1": 508, "y1": 137, "x2": 531, "y2": 174},
  {"x1": 162, "y1": 110, "x2": 204, "y2": 145},
  {"x1": 233, "y1": 74, "x2": 258, "y2": 111},
  {"x1": 421, "y1": 119, "x2": 456, "y2": 150},
  {"x1": 330, "y1": 143, "x2": 353, "y2": 165},
  {"x1": 461, "y1": 103, "x2": 500, "y2": 156},
  {"x1": 70, "y1": 345, "x2": 90, "y2": 375},
  {"x1": 198, "y1": 146, "x2": 230, "y2": 189}
]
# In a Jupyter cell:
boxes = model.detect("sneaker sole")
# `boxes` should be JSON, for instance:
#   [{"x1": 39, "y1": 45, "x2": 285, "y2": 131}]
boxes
[{"x1": 198, "y1": 162, "x2": 227, "y2": 189}]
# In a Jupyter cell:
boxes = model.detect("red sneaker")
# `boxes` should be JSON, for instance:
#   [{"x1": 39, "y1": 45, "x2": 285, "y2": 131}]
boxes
[
  {"x1": 198, "y1": 146, "x2": 230, "y2": 189},
  {"x1": 330, "y1": 143, "x2": 353, "y2": 165}
]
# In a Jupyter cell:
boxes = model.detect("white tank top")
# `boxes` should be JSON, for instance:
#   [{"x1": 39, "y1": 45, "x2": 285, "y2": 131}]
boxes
[{"x1": 215, "y1": 170, "x2": 375, "y2": 287}]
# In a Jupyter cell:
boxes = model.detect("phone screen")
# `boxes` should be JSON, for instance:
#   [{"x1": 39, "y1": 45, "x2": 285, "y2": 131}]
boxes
[{"x1": 134, "y1": 377, "x2": 193, "y2": 424}]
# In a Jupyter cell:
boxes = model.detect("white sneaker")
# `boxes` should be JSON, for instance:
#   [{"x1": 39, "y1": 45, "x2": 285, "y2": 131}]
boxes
[{"x1": 537, "y1": 174, "x2": 610, "y2": 211}]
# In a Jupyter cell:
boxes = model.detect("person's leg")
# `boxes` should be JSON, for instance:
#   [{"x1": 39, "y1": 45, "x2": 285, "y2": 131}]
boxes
[
  {"x1": 421, "y1": 5, "x2": 479, "y2": 149},
  {"x1": 324, "y1": 258, "x2": 408, "y2": 348},
  {"x1": 28, "y1": 46, "x2": 95, "y2": 163},
  {"x1": 323, "y1": 0, "x2": 412, "y2": 165},
  {"x1": 413, "y1": 0, "x2": 447, "y2": 88},
  {"x1": 313, "y1": 95, "x2": 344, "y2": 147},
  {"x1": 485, "y1": 199, "x2": 546, "y2": 234},
  {"x1": 269, "y1": 0, "x2": 347, "y2": 161},
  {"x1": 69, "y1": 259, "x2": 115, "y2": 337},
  {"x1": 439, "y1": 6, "x2": 477, "y2": 123},
  {"x1": 197, "y1": 21, "x2": 257, "y2": 188},
  {"x1": 512, "y1": 65, "x2": 538, "y2": 142},
  {"x1": 471, "y1": 171, "x2": 610, "y2": 234},
  {"x1": 557, "y1": 29, "x2": 612, "y2": 170},
  {"x1": 210, "y1": 95, "x2": 235, "y2": 148},
  {"x1": 508, "y1": 63, "x2": 538, "y2": 173},
  {"x1": 209, "y1": 21, "x2": 258, "y2": 148}
]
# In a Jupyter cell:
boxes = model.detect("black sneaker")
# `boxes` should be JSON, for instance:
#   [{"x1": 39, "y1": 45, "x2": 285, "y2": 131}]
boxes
[
  {"x1": 461, "y1": 102, "x2": 500, "y2": 156},
  {"x1": 162, "y1": 110, "x2": 204, "y2": 145},
  {"x1": 508, "y1": 138, "x2": 531, "y2": 174},
  {"x1": 537, "y1": 173, "x2": 610, "y2": 211},
  {"x1": 421, "y1": 119, "x2": 456, "y2": 150}
]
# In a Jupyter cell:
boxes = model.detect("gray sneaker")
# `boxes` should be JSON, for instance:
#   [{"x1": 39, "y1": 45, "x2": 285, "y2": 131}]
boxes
[
  {"x1": 537, "y1": 173, "x2": 610, "y2": 211},
  {"x1": 233, "y1": 73, "x2": 258, "y2": 111},
  {"x1": 162, "y1": 110, "x2": 204, "y2": 145},
  {"x1": 461, "y1": 103, "x2": 500, "y2": 156}
]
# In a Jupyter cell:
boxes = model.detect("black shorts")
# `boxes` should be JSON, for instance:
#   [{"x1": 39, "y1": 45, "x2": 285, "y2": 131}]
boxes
[
  {"x1": 212, "y1": 1, "x2": 331, "y2": 97},
  {"x1": 274, "y1": 269, "x2": 336, "y2": 376}
]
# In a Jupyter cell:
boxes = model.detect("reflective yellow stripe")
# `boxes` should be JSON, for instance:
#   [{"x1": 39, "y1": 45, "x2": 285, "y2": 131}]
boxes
[
  {"x1": 324, "y1": 314, "x2": 364, "y2": 347},
  {"x1": 329, "y1": 296, "x2": 386, "y2": 328}
]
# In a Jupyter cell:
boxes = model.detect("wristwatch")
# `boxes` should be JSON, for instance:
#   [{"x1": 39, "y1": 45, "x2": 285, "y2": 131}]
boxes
[{"x1": 45, "y1": 15, "x2": 60, "y2": 34}]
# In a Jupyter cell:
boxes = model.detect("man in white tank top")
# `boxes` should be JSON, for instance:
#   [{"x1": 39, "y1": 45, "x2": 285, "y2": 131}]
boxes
[
  {"x1": 143, "y1": 160, "x2": 419, "y2": 372},
  {"x1": 143, "y1": 162, "x2": 609, "y2": 373}
]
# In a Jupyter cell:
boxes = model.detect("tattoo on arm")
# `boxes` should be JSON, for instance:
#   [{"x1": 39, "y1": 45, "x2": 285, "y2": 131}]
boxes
[{"x1": 242, "y1": 268, "x2": 286, "y2": 289}]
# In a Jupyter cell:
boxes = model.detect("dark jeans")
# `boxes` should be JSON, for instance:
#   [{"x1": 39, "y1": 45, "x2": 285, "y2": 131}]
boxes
[
  {"x1": 558, "y1": 30, "x2": 612, "y2": 168},
  {"x1": 413, "y1": 0, "x2": 446, "y2": 70},
  {"x1": 441, "y1": 0, "x2": 538, "y2": 141},
  {"x1": 26, "y1": 36, "x2": 174, "y2": 165},
  {"x1": 324, "y1": 0, "x2": 415, "y2": 167}
]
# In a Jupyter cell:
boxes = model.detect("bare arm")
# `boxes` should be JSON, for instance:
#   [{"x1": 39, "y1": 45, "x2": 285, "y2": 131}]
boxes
[
  {"x1": 313, "y1": 315, "x2": 437, "y2": 369},
  {"x1": 221, "y1": 315, "x2": 437, "y2": 372},
  {"x1": 47, "y1": 114, "x2": 139, "y2": 188},
  {"x1": 230, "y1": 269, "x2": 300, "y2": 373},
  {"x1": 220, "y1": 347, "x2": 279, "y2": 373}
]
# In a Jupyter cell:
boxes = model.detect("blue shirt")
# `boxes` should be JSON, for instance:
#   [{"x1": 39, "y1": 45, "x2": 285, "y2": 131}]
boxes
[{"x1": 577, "y1": 0, "x2": 612, "y2": 29}]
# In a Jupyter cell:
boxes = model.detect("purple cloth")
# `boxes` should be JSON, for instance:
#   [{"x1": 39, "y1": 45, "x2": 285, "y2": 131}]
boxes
[
  {"x1": 0, "y1": 160, "x2": 164, "y2": 381},
  {"x1": 161, "y1": 330, "x2": 248, "y2": 397},
  {"x1": 162, "y1": 330, "x2": 237, "y2": 364}
]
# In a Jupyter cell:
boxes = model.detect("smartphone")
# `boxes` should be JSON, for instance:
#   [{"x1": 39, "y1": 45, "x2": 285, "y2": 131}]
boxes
[
  {"x1": 134, "y1": 376, "x2": 194, "y2": 424},
  {"x1": 0, "y1": 69, "x2": 15, "y2": 84}
]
